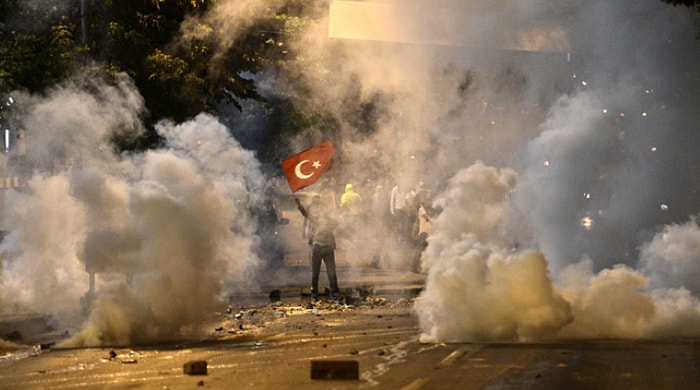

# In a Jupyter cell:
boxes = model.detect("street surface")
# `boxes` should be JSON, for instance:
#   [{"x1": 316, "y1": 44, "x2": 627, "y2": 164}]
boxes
[{"x1": 1, "y1": 263, "x2": 699, "y2": 389}]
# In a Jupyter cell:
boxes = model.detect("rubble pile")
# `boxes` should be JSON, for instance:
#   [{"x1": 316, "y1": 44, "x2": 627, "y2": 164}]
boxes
[{"x1": 213, "y1": 296, "x2": 416, "y2": 339}]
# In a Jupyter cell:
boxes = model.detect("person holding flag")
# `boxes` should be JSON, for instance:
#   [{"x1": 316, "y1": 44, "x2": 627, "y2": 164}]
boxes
[{"x1": 282, "y1": 141, "x2": 341, "y2": 301}]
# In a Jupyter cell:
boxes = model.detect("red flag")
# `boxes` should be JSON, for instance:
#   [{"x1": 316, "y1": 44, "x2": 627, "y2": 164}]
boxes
[{"x1": 281, "y1": 141, "x2": 337, "y2": 192}]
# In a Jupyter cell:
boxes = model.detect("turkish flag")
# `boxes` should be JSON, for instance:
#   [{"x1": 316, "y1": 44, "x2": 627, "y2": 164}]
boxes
[{"x1": 281, "y1": 141, "x2": 337, "y2": 192}]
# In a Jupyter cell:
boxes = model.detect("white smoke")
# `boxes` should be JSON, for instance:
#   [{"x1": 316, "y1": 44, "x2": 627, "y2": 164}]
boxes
[
  {"x1": 181, "y1": 0, "x2": 700, "y2": 341},
  {"x1": 415, "y1": 159, "x2": 700, "y2": 342},
  {"x1": 415, "y1": 162, "x2": 573, "y2": 342},
  {"x1": 0, "y1": 174, "x2": 88, "y2": 316},
  {"x1": 639, "y1": 219, "x2": 700, "y2": 294},
  {"x1": 0, "y1": 76, "x2": 264, "y2": 346},
  {"x1": 2, "y1": 0, "x2": 700, "y2": 346},
  {"x1": 295, "y1": 0, "x2": 700, "y2": 341},
  {"x1": 69, "y1": 116, "x2": 261, "y2": 346}
]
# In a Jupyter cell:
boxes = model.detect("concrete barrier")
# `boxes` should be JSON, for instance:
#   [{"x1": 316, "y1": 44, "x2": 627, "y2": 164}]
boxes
[
  {"x1": 310, "y1": 360, "x2": 359, "y2": 380},
  {"x1": 183, "y1": 360, "x2": 207, "y2": 375}
]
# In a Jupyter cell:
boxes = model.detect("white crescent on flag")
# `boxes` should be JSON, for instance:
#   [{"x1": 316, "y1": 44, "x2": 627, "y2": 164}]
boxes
[{"x1": 294, "y1": 160, "x2": 314, "y2": 179}]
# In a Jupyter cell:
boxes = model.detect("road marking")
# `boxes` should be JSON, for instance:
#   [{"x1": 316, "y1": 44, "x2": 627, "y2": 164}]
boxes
[
  {"x1": 435, "y1": 345, "x2": 472, "y2": 369},
  {"x1": 402, "y1": 377, "x2": 429, "y2": 390},
  {"x1": 496, "y1": 364, "x2": 525, "y2": 377}
]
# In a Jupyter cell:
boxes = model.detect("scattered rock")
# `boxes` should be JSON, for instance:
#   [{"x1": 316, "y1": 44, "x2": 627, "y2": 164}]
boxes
[
  {"x1": 5, "y1": 331, "x2": 21, "y2": 342},
  {"x1": 183, "y1": 360, "x2": 208, "y2": 375},
  {"x1": 310, "y1": 360, "x2": 359, "y2": 380},
  {"x1": 39, "y1": 343, "x2": 53, "y2": 350}
]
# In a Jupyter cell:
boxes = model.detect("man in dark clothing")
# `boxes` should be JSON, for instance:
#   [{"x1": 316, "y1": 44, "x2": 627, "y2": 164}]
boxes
[{"x1": 295, "y1": 196, "x2": 340, "y2": 301}]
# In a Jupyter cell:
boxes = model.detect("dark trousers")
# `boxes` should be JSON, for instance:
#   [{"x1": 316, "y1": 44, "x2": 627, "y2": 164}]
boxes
[
  {"x1": 311, "y1": 244, "x2": 339, "y2": 298},
  {"x1": 412, "y1": 232, "x2": 428, "y2": 273}
]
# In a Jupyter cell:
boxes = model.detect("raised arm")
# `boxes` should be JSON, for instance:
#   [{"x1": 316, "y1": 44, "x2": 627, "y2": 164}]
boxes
[{"x1": 295, "y1": 197, "x2": 308, "y2": 218}]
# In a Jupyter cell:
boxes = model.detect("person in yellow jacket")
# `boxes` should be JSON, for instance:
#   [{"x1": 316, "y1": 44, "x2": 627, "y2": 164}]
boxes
[{"x1": 339, "y1": 183, "x2": 362, "y2": 216}]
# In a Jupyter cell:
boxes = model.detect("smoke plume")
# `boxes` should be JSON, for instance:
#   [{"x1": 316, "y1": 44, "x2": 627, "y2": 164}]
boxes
[
  {"x1": 281, "y1": 0, "x2": 700, "y2": 341},
  {"x1": 0, "y1": 76, "x2": 263, "y2": 346},
  {"x1": 1, "y1": 0, "x2": 700, "y2": 345}
]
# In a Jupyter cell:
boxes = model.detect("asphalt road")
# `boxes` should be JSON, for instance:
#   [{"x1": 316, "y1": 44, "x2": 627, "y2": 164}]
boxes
[{"x1": 2, "y1": 286, "x2": 699, "y2": 389}]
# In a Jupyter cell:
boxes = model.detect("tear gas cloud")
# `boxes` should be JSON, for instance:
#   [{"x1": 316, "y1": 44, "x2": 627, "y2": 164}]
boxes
[
  {"x1": 178, "y1": 0, "x2": 700, "y2": 341},
  {"x1": 278, "y1": 0, "x2": 700, "y2": 342},
  {"x1": 0, "y1": 75, "x2": 264, "y2": 346},
  {"x1": 1, "y1": 0, "x2": 700, "y2": 346}
]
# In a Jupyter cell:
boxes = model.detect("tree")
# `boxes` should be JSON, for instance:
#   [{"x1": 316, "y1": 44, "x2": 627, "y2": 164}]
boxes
[
  {"x1": 662, "y1": 0, "x2": 700, "y2": 8},
  {"x1": 0, "y1": 1, "x2": 331, "y2": 157},
  {"x1": 0, "y1": 2, "x2": 88, "y2": 92},
  {"x1": 661, "y1": 0, "x2": 700, "y2": 39},
  {"x1": 89, "y1": 0, "x2": 298, "y2": 125}
]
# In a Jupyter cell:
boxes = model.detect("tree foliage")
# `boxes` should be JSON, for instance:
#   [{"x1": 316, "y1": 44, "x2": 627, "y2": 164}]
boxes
[
  {"x1": 0, "y1": 0, "x2": 316, "y2": 152},
  {"x1": 662, "y1": 0, "x2": 700, "y2": 8},
  {"x1": 0, "y1": 2, "x2": 87, "y2": 92}
]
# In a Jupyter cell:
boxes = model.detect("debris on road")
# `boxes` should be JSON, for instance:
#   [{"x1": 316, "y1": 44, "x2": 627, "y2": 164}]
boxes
[
  {"x1": 310, "y1": 360, "x2": 359, "y2": 380},
  {"x1": 106, "y1": 349, "x2": 142, "y2": 364},
  {"x1": 184, "y1": 360, "x2": 208, "y2": 375}
]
